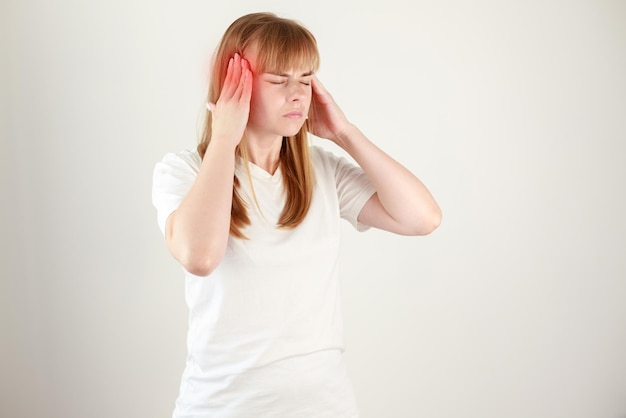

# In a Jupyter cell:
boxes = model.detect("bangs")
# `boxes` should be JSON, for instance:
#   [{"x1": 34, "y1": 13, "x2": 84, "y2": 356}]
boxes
[{"x1": 251, "y1": 22, "x2": 320, "y2": 74}]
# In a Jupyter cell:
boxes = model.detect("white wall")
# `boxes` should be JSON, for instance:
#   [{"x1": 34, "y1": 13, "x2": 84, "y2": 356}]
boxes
[{"x1": 2, "y1": 1, "x2": 625, "y2": 417}]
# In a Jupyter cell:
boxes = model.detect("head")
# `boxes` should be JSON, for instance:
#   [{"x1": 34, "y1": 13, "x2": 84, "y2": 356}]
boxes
[
  {"x1": 199, "y1": 12, "x2": 320, "y2": 156},
  {"x1": 199, "y1": 13, "x2": 320, "y2": 237}
]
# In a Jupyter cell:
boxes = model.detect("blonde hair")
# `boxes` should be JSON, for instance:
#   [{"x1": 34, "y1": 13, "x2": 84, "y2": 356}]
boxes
[{"x1": 198, "y1": 12, "x2": 320, "y2": 238}]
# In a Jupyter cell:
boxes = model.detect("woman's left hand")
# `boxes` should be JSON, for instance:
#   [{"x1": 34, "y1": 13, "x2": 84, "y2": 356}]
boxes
[{"x1": 307, "y1": 75, "x2": 352, "y2": 143}]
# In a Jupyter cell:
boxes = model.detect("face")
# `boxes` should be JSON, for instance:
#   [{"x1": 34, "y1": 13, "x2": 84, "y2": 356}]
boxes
[{"x1": 243, "y1": 46, "x2": 314, "y2": 140}]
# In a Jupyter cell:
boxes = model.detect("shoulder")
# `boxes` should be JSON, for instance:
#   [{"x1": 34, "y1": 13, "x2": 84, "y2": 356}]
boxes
[
  {"x1": 153, "y1": 149, "x2": 202, "y2": 192},
  {"x1": 309, "y1": 145, "x2": 363, "y2": 177},
  {"x1": 151, "y1": 149, "x2": 202, "y2": 234},
  {"x1": 310, "y1": 145, "x2": 344, "y2": 170},
  {"x1": 156, "y1": 149, "x2": 202, "y2": 174}
]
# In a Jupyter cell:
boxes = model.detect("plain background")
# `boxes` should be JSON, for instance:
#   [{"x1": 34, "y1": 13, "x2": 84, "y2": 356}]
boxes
[{"x1": 2, "y1": 0, "x2": 625, "y2": 417}]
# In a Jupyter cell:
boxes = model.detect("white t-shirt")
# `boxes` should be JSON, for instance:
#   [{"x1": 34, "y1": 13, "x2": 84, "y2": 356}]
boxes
[{"x1": 152, "y1": 145, "x2": 376, "y2": 418}]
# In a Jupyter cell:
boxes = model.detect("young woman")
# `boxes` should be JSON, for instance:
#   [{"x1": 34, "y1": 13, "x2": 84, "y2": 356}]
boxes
[{"x1": 152, "y1": 12, "x2": 441, "y2": 418}]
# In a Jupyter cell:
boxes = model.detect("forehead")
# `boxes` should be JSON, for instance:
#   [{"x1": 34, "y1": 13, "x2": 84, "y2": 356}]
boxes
[{"x1": 243, "y1": 41, "x2": 317, "y2": 74}]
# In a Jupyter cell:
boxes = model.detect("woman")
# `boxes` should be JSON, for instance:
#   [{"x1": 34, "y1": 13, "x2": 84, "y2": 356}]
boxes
[{"x1": 152, "y1": 12, "x2": 441, "y2": 418}]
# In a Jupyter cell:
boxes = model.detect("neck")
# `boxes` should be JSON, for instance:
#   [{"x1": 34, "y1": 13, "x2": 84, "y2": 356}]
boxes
[{"x1": 245, "y1": 133, "x2": 283, "y2": 174}]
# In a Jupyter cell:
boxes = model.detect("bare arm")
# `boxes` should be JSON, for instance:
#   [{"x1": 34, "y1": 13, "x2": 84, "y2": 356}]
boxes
[
  {"x1": 334, "y1": 125, "x2": 441, "y2": 235},
  {"x1": 309, "y1": 76, "x2": 441, "y2": 236},
  {"x1": 166, "y1": 54, "x2": 252, "y2": 275}
]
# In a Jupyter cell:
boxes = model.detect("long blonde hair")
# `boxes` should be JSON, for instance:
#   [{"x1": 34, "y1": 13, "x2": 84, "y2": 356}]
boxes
[{"x1": 198, "y1": 12, "x2": 320, "y2": 238}]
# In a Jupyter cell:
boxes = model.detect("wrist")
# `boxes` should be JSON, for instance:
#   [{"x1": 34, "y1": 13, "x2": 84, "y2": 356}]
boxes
[
  {"x1": 332, "y1": 123, "x2": 363, "y2": 149},
  {"x1": 211, "y1": 133, "x2": 240, "y2": 149},
  {"x1": 206, "y1": 136, "x2": 239, "y2": 158}
]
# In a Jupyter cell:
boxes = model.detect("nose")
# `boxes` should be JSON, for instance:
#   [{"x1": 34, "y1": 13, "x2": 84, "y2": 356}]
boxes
[{"x1": 288, "y1": 80, "x2": 306, "y2": 102}]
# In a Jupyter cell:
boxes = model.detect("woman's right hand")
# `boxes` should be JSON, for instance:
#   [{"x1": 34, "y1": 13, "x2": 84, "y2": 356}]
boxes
[{"x1": 208, "y1": 53, "x2": 253, "y2": 146}]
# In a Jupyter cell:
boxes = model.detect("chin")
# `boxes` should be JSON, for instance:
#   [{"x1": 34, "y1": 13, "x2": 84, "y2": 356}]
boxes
[
  {"x1": 282, "y1": 123, "x2": 306, "y2": 138},
  {"x1": 283, "y1": 130, "x2": 303, "y2": 138}
]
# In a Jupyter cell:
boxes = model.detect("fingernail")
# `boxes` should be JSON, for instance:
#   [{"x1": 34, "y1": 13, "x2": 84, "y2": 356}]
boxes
[{"x1": 205, "y1": 102, "x2": 212, "y2": 112}]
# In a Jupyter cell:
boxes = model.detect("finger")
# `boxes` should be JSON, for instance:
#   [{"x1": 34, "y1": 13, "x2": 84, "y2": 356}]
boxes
[
  {"x1": 222, "y1": 54, "x2": 242, "y2": 100},
  {"x1": 311, "y1": 75, "x2": 333, "y2": 103},
  {"x1": 236, "y1": 59, "x2": 252, "y2": 102},
  {"x1": 220, "y1": 57, "x2": 236, "y2": 100},
  {"x1": 205, "y1": 102, "x2": 214, "y2": 112},
  {"x1": 240, "y1": 67, "x2": 253, "y2": 104},
  {"x1": 311, "y1": 75, "x2": 326, "y2": 94},
  {"x1": 229, "y1": 53, "x2": 242, "y2": 96},
  {"x1": 232, "y1": 57, "x2": 246, "y2": 97}
]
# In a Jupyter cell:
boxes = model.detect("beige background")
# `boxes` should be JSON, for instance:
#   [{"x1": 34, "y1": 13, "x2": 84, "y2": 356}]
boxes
[{"x1": 2, "y1": 0, "x2": 625, "y2": 417}]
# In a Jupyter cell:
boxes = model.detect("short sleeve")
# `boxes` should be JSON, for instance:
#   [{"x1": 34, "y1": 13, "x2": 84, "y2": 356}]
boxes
[
  {"x1": 151, "y1": 150, "x2": 202, "y2": 235},
  {"x1": 313, "y1": 147, "x2": 376, "y2": 232}
]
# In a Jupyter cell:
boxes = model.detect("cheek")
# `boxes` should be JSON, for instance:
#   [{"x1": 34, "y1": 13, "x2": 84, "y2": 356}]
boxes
[
  {"x1": 249, "y1": 83, "x2": 262, "y2": 107},
  {"x1": 250, "y1": 84, "x2": 274, "y2": 109},
  {"x1": 248, "y1": 87, "x2": 274, "y2": 123},
  {"x1": 302, "y1": 91, "x2": 312, "y2": 111},
  {"x1": 248, "y1": 88, "x2": 264, "y2": 119}
]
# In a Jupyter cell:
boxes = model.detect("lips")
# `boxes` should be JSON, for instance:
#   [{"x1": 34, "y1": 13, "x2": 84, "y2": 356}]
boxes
[{"x1": 283, "y1": 111, "x2": 303, "y2": 119}]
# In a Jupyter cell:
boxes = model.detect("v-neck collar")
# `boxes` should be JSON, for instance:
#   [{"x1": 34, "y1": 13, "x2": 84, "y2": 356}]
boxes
[{"x1": 236, "y1": 159, "x2": 283, "y2": 183}]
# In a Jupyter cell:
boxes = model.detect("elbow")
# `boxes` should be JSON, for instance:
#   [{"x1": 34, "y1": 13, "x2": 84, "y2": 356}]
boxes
[
  {"x1": 423, "y1": 210, "x2": 443, "y2": 235},
  {"x1": 408, "y1": 208, "x2": 442, "y2": 236},
  {"x1": 164, "y1": 216, "x2": 227, "y2": 276},
  {"x1": 176, "y1": 248, "x2": 225, "y2": 277},
  {"x1": 182, "y1": 258, "x2": 217, "y2": 277}
]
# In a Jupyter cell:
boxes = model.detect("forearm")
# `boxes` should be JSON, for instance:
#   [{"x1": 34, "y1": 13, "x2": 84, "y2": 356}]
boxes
[
  {"x1": 166, "y1": 138, "x2": 236, "y2": 275},
  {"x1": 334, "y1": 124, "x2": 441, "y2": 233}
]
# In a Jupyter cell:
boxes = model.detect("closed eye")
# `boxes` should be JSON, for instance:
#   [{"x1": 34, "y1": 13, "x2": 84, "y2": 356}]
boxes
[{"x1": 265, "y1": 71, "x2": 314, "y2": 86}]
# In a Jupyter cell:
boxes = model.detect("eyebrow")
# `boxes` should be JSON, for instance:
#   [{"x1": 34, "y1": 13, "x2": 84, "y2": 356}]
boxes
[{"x1": 268, "y1": 71, "x2": 314, "y2": 77}]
